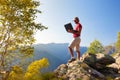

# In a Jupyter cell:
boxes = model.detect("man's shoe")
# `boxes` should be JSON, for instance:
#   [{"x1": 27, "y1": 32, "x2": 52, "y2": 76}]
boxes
[
  {"x1": 68, "y1": 57, "x2": 76, "y2": 63},
  {"x1": 76, "y1": 60, "x2": 82, "y2": 64}
]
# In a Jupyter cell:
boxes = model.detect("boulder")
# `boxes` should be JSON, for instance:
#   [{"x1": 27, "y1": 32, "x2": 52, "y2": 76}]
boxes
[
  {"x1": 54, "y1": 52, "x2": 120, "y2": 80},
  {"x1": 109, "y1": 53, "x2": 120, "y2": 73},
  {"x1": 54, "y1": 61, "x2": 106, "y2": 80},
  {"x1": 81, "y1": 53, "x2": 115, "y2": 69},
  {"x1": 96, "y1": 53, "x2": 115, "y2": 65}
]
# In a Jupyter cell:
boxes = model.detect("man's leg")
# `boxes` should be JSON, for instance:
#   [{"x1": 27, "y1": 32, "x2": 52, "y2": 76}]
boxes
[
  {"x1": 68, "y1": 38, "x2": 76, "y2": 58},
  {"x1": 75, "y1": 38, "x2": 81, "y2": 61},
  {"x1": 68, "y1": 39, "x2": 76, "y2": 62},
  {"x1": 76, "y1": 51, "x2": 80, "y2": 60},
  {"x1": 68, "y1": 47, "x2": 74, "y2": 58},
  {"x1": 68, "y1": 47, "x2": 76, "y2": 62}
]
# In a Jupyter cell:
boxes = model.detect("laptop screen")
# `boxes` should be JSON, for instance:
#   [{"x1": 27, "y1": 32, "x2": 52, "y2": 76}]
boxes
[{"x1": 64, "y1": 23, "x2": 73, "y2": 32}]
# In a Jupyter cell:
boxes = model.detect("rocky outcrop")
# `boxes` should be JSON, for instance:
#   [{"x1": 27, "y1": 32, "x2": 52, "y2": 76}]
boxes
[
  {"x1": 81, "y1": 53, "x2": 115, "y2": 69},
  {"x1": 54, "y1": 53, "x2": 120, "y2": 80},
  {"x1": 109, "y1": 53, "x2": 120, "y2": 73},
  {"x1": 54, "y1": 61, "x2": 106, "y2": 80}
]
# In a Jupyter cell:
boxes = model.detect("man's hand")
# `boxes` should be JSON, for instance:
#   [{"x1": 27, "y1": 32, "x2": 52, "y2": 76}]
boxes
[
  {"x1": 67, "y1": 29, "x2": 73, "y2": 33},
  {"x1": 68, "y1": 29, "x2": 78, "y2": 34}
]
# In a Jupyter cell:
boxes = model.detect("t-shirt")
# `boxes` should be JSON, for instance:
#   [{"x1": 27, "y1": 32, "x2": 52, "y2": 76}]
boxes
[{"x1": 73, "y1": 23, "x2": 82, "y2": 38}]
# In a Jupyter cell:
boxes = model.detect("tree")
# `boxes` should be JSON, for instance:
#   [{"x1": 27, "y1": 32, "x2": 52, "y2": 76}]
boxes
[
  {"x1": 8, "y1": 58, "x2": 49, "y2": 80},
  {"x1": 7, "y1": 66, "x2": 24, "y2": 80},
  {"x1": 116, "y1": 32, "x2": 120, "y2": 52},
  {"x1": 24, "y1": 58, "x2": 49, "y2": 80},
  {"x1": 0, "y1": 0, "x2": 47, "y2": 74},
  {"x1": 87, "y1": 40, "x2": 104, "y2": 54}
]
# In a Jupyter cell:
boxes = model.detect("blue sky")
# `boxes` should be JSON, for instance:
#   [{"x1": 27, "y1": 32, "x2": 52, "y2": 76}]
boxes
[{"x1": 34, "y1": 0, "x2": 120, "y2": 46}]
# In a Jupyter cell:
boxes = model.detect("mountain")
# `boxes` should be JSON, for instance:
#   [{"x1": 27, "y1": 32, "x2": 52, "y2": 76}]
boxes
[
  {"x1": 33, "y1": 43, "x2": 87, "y2": 71},
  {"x1": 104, "y1": 45, "x2": 115, "y2": 54}
]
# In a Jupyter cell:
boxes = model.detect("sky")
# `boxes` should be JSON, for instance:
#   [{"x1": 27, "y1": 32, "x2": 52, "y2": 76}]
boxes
[{"x1": 34, "y1": 0, "x2": 120, "y2": 46}]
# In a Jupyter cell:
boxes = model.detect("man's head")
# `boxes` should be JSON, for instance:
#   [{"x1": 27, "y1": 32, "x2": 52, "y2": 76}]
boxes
[{"x1": 73, "y1": 17, "x2": 79, "y2": 24}]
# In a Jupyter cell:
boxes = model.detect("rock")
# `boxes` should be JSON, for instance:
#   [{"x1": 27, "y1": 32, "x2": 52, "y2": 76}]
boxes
[
  {"x1": 54, "y1": 61, "x2": 106, "y2": 80},
  {"x1": 96, "y1": 53, "x2": 115, "y2": 65},
  {"x1": 54, "y1": 52, "x2": 120, "y2": 80},
  {"x1": 109, "y1": 53, "x2": 120, "y2": 73},
  {"x1": 115, "y1": 77, "x2": 120, "y2": 80},
  {"x1": 82, "y1": 53, "x2": 115, "y2": 69},
  {"x1": 54, "y1": 64, "x2": 68, "y2": 77},
  {"x1": 81, "y1": 53, "x2": 96, "y2": 68},
  {"x1": 113, "y1": 53, "x2": 120, "y2": 70}
]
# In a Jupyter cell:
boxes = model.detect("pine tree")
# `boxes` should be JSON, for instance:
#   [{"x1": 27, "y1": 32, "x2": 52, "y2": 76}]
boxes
[
  {"x1": 87, "y1": 40, "x2": 104, "y2": 54},
  {"x1": 116, "y1": 32, "x2": 120, "y2": 52}
]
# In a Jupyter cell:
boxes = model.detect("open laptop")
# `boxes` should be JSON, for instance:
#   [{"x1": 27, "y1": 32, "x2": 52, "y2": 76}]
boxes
[{"x1": 64, "y1": 23, "x2": 73, "y2": 32}]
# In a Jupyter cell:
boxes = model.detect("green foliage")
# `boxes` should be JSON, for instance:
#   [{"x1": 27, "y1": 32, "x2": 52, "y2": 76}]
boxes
[
  {"x1": 39, "y1": 72, "x2": 58, "y2": 80},
  {"x1": 8, "y1": 66, "x2": 24, "y2": 80},
  {"x1": 106, "y1": 76, "x2": 113, "y2": 80},
  {"x1": 8, "y1": 58, "x2": 49, "y2": 80},
  {"x1": 87, "y1": 40, "x2": 104, "y2": 54},
  {"x1": 24, "y1": 58, "x2": 49, "y2": 80},
  {"x1": 115, "y1": 32, "x2": 120, "y2": 52},
  {"x1": 0, "y1": 0, "x2": 47, "y2": 72}
]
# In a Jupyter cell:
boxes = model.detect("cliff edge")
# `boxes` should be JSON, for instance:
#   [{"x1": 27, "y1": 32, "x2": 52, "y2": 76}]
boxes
[{"x1": 54, "y1": 53, "x2": 120, "y2": 80}]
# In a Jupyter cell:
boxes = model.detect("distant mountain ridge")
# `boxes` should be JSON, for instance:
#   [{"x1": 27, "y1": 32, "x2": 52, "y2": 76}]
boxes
[{"x1": 33, "y1": 43, "x2": 87, "y2": 71}]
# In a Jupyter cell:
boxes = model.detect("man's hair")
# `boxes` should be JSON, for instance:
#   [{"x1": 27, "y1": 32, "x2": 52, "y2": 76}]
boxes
[{"x1": 74, "y1": 17, "x2": 79, "y2": 22}]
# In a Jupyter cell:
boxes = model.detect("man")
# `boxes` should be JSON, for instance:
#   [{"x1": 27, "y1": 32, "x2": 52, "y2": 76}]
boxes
[{"x1": 68, "y1": 17, "x2": 82, "y2": 63}]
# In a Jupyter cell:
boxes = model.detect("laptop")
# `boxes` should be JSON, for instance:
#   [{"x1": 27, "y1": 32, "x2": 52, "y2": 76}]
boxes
[{"x1": 64, "y1": 23, "x2": 73, "y2": 32}]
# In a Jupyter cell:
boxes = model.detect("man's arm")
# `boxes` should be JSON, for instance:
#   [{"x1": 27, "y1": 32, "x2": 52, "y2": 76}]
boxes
[
  {"x1": 68, "y1": 28, "x2": 81, "y2": 34},
  {"x1": 75, "y1": 27, "x2": 81, "y2": 34}
]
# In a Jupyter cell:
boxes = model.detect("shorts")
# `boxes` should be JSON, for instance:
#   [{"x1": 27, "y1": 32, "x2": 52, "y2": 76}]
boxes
[{"x1": 68, "y1": 37, "x2": 81, "y2": 51}]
